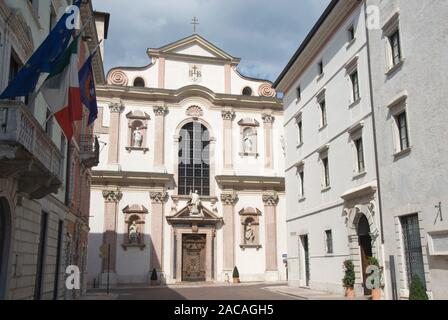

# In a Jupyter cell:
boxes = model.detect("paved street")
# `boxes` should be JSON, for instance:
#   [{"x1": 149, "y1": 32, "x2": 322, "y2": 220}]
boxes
[{"x1": 86, "y1": 283, "x2": 303, "y2": 300}]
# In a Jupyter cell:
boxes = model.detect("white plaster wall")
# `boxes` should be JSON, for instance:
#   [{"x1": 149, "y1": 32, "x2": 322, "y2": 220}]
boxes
[
  {"x1": 86, "y1": 189, "x2": 105, "y2": 284},
  {"x1": 230, "y1": 68, "x2": 268, "y2": 97},
  {"x1": 173, "y1": 44, "x2": 216, "y2": 58},
  {"x1": 165, "y1": 59, "x2": 225, "y2": 93},
  {"x1": 366, "y1": 0, "x2": 448, "y2": 300},
  {"x1": 283, "y1": 5, "x2": 377, "y2": 294},
  {"x1": 115, "y1": 190, "x2": 152, "y2": 283}
]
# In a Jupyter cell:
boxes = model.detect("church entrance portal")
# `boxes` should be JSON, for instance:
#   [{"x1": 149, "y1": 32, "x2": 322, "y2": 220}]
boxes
[{"x1": 182, "y1": 234, "x2": 206, "y2": 282}]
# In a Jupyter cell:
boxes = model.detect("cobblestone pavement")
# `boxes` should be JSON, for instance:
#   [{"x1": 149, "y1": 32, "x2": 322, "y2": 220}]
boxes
[{"x1": 84, "y1": 283, "x2": 303, "y2": 300}]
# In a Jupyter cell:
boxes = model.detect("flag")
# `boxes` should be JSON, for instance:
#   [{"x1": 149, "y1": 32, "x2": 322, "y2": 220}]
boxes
[
  {"x1": 0, "y1": 0, "x2": 82, "y2": 99},
  {"x1": 41, "y1": 36, "x2": 82, "y2": 140},
  {"x1": 79, "y1": 51, "x2": 98, "y2": 125}
]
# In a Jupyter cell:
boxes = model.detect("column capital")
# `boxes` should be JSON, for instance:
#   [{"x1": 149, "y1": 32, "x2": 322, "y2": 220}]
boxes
[
  {"x1": 220, "y1": 192, "x2": 238, "y2": 206},
  {"x1": 221, "y1": 110, "x2": 235, "y2": 121},
  {"x1": 262, "y1": 192, "x2": 279, "y2": 206},
  {"x1": 102, "y1": 189, "x2": 123, "y2": 203},
  {"x1": 150, "y1": 191, "x2": 168, "y2": 203},
  {"x1": 262, "y1": 113, "x2": 275, "y2": 124},
  {"x1": 109, "y1": 102, "x2": 125, "y2": 113},
  {"x1": 153, "y1": 106, "x2": 168, "y2": 116}
]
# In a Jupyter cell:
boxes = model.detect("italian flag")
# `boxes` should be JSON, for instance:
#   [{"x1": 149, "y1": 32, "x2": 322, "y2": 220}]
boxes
[{"x1": 41, "y1": 36, "x2": 82, "y2": 140}]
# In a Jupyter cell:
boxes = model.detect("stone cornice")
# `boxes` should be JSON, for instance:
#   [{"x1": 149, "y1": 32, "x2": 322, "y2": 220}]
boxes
[
  {"x1": 96, "y1": 85, "x2": 282, "y2": 112},
  {"x1": 92, "y1": 170, "x2": 174, "y2": 187},
  {"x1": 215, "y1": 175, "x2": 285, "y2": 192}
]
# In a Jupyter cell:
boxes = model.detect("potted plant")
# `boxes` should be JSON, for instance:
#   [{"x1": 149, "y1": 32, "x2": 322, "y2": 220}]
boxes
[
  {"x1": 150, "y1": 268, "x2": 159, "y2": 286},
  {"x1": 232, "y1": 266, "x2": 240, "y2": 284},
  {"x1": 342, "y1": 260, "x2": 355, "y2": 298},
  {"x1": 367, "y1": 257, "x2": 383, "y2": 300},
  {"x1": 409, "y1": 276, "x2": 429, "y2": 300}
]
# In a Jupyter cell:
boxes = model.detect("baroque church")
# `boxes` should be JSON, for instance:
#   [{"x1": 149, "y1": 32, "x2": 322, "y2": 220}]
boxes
[{"x1": 87, "y1": 34, "x2": 287, "y2": 285}]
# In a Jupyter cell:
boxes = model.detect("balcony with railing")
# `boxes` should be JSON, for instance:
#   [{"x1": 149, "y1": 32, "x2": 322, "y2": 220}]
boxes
[
  {"x1": 0, "y1": 100, "x2": 63, "y2": 199},
  {"x1": 80, "y1": 133, "x2": 99, "y2": 168}
]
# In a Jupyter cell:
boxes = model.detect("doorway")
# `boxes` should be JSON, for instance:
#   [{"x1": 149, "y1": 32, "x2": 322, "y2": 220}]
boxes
[
  {"x1": 182, "y1": 234, "x2": 206, "y2": 282},
  {"x1": 358, "y1": 215, "x2": 372, "y2": 295},
  {"x1": 300, "y1": 235, "x2": 310, "y2": 287}
]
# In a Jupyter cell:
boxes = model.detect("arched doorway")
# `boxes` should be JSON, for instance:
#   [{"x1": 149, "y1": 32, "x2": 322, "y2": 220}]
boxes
[
  {"x1": 178, "y1": 121, "x2": 210, "y2": 196},
  {"x1": 0, "y1": 198, "x2": 12, "y2": 299},
  {"x1": 357, "y1": 214, "x2": 372, "y2": 296}
]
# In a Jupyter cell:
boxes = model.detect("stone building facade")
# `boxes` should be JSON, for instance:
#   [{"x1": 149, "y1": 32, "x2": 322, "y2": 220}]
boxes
[
  {"x1": 0, "y1": 0, "x2": 106, "y2": 299},
  {"x1": 275, "y1": 0, "x2": 448, "y2": 299},
  {"x1": 366, "y1": 0, "x2": 448, "y2": 300},
  {"x1": 87, "y1": 34, "x2": 288, "y2": 286}
]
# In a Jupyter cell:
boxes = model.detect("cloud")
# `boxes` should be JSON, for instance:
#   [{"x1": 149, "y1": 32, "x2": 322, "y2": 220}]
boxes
[{"x1": 93, "y1": 0, "x2": 330, "y2": 81}]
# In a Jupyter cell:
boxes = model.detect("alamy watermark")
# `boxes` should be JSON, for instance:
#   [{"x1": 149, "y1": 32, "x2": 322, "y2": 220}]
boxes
[{"x1": 65, "y1": 265, "x2": 80, "y2": 290}]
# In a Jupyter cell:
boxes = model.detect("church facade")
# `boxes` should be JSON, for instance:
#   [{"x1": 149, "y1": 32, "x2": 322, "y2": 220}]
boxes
[{"x1": 87, "y1": 34, "x2": 287, "y2": 285}]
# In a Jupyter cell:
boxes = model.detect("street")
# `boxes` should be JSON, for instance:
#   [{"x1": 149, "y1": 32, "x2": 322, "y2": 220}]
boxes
[{"x1": 87, "y1": 283, "x2": 301, "y2": 300}]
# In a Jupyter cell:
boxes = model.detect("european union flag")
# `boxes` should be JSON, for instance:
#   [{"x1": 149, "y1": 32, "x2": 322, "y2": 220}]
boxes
[
  {"x1": 0, "y1": 0, "x2": 82, "y2": 99},
  {"x1": 79, "y1": 52, "x2": 98, "y2": 125}
]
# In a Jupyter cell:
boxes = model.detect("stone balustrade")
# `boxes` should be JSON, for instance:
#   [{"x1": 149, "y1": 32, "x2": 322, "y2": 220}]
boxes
[{"x1": 0, "y1": 100, "x2": 63, "y2": 199}]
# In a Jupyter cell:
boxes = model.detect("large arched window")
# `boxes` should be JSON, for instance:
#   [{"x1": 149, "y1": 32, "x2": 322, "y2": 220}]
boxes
[{"x1": 178, "y1": 122, "x2": 210, "y2": 196}]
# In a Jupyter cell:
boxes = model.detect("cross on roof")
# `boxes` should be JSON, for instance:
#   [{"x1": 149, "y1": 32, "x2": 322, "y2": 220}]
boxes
[{"x1": 191, "y1": 17, "x2": 199, "y2": 34}]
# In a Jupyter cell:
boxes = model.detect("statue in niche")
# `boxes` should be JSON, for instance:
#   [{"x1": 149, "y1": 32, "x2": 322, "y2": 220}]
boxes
[
  {"x1": 189, "y1": 189, "x2": 202, "y2": 215},
  {"x1": 243, "y1": 129, "x2": 253, "y2": 153},
  {"x1": 128, "y1": 220, "x2": 139, "y2": 243},
  {"x1": 132, "y1": 127, "x2": 143, "y2": 147},
  {"x1": 245, "y1": 222, "x2": 255, "y2": 244}
]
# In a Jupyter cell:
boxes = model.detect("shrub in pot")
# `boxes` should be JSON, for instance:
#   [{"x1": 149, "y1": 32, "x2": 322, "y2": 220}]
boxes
[
  {"x1": 409, "y1": 276, "x2": 429, "y2": 300},
  {"x1": 343, "y1": 260, "x2": 355, "y2": 298},
  {"x1": 150, "y1": 268, "x2": 159, "y2": 286},
  {"x1": 232, "y1": 266, "x2": 240, "y2": 283}
]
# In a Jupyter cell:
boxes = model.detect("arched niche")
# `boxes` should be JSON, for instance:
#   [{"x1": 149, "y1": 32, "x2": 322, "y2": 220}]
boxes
[
  {"x1": 239, "y1": 207, "x2": 262, "y2": 250},
  {"x1": 122, "y1": 204, "x2": 148, "y2": 250},
  {"x1": 125, "y1": 110, "x2": 151, "y2": 153}
]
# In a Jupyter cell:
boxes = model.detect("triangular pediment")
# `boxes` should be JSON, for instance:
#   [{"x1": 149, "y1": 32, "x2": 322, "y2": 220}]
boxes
[
  {"x1": 148, "y1": 34, "x2": 240, "y2": 64},
  {"x1": 166, "y1": 204, "x2": 222, "y2": 225}
]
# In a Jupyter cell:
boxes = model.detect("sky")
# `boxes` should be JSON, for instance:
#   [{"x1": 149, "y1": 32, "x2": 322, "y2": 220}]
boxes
[{"x1": 93, "y1": 0, "x2": 330, "y2": 83}]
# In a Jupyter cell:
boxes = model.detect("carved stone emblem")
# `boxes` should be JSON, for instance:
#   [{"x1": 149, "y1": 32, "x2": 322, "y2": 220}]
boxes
[{"x1": 189, "y1": 64, "x2": 202, "y2": 82}]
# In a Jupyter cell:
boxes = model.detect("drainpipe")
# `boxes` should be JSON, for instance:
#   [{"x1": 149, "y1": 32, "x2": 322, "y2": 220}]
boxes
[{"x1": 363, "y1": 0, "x2": 385, "y2": 245}]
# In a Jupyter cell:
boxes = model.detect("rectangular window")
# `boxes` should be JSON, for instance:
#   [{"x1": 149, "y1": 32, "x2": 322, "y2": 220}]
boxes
[
  {"x1": 322, "y1": 157, "x2": 330, "y2": 188},
  {"x1": 355, "y1": 138, "x2": 365, "y2": 173},
  {"x1": 348, "y1": 25, "x2": 355, "y2": 42},
  {"x1": 319, "y1": 100, "x2": 327, "y2": 127},
  {"x1": 34, "y1": 211, "x2": 48, "y2": 300},
  {"x1": 389, "y1": 30, "x2": 402, "y2": 66},
  {"x1": 296, "y1": 85, "x2": 301, "y2": 100},
  {"x1": 297, "y1": 120, "x2": 303, "y2": 145},
  {"x1": 350, "y1": 70, "x2": 360, "y2": 101},
  {"x1": 318, "y1": 60, "x2": 324, "y2": 76},
  {"x1": 53, "y1": 220, "x2": 63, "y2": 300},
  {"x1": 401, "y1": 214, "x2": 426, "y2": 289},
  {"x1": 298, "y1": 169, "x2": 304, "y2": 197},
  {"x1": 325, "y1": 230, "x2": 333, "y2": 254},
  {"x1": 396, "y1": 111, "x2": 409, "y2": 151}
]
